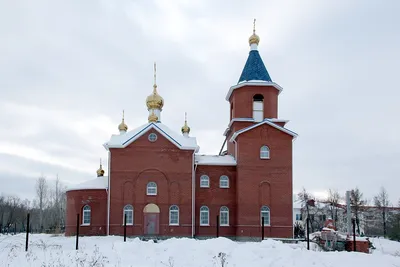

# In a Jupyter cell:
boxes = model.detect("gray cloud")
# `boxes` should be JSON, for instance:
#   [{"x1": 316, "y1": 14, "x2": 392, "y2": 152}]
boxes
[{"x1": 0, "y1": 0, "x2": 399, "y2": 203}]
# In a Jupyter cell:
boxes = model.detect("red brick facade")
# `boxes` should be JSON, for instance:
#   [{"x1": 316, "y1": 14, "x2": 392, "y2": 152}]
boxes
[{"x1": 65, "y1": 41, "x2": 296, "y2": 240}]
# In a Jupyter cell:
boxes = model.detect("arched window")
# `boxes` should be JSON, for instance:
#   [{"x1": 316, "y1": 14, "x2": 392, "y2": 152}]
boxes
[
  {"x1": 253, "y1": 94, "x2": 264, "y2": 122},
  {"x1": 261, "y1": 206, "x2": 270, "y2": 226},
  {"x1": 82, "y1": 205, "x2": 91, "y2": 225},
  {"x1": 169, "y1": 205, "x2": 179, "y2": 225},
  {"x1": 123, "y1": 205, "x2": 134, "y2": 225},
  {"x1": 220, "y1": 206, "x2": 229, "y2": 226},
  {"x1": 147, "y1": 182, "x2": 157, "y2": 195},
  {"x1": 260, "y1": 146, "x2": 270, "y2": 159},
  {"x1": 200, "y1": 175, "x2": 210, "y2": 188},
  {"x1": 219, "y1": 175, "x2": 229, "y2": 188},
  {"x1": 200, "y1": 206, "x2": 209, "y2": 226}
]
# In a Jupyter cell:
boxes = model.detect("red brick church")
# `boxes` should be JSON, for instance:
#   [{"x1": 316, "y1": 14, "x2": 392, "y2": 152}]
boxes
[{"x1": 66, "y1": 24, "x2": 297, "y2": 239}]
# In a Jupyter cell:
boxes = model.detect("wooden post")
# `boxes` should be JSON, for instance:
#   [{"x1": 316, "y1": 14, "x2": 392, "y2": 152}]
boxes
[
  {"x1": 124, "y1": 214, "x2": 127, "y2": 242},
  {"x1": 76, "y1": 214, "x2": 80, "y2": 250},
  {"x1": 25, "y1": 213, "x2": 30, "y2": 251},
  {"x1": 216, "y1": 215, "x2": 219, "y2": 238},
  {"x1": 262, "y1": 217, "x2": 265, "y2": 241},
  {"x1": 307, "y1": 217, "x2": 310, "y2": 250},
  {"x1": 14, "y1": 222, "x2": 16, "y2": 235}
]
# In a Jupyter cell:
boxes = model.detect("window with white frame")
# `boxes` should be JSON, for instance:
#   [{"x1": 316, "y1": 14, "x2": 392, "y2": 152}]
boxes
[
  {"x1": 220, "y1": 206, "x2": 229, "y2": 226},
  {"x1": 123, "y1": 205, "x2": 133, "y2": 225},
  {"x1": 82, "y1": 205, "x2": 91, "y2": 225},
  {"x1": 253, "y1": 94, "x2": 264, "y2": 122},
  {"x1": 260, "y1": 206, "x2": 270, "y2": 225},
  {"x1": 200, "y1": 206, "x2": 209, "y2": 226},
  {"x1": 169, "y1": 205, "x2": 179, "y2": 225},
  {"x1": 219, "y1": 175, "x2": 229, "y2": 188},
  {"x1": 147, "y1": 182, "x2": 157, "y2": 195},
  {"x1": 260, "y1": 146, "x2": 270, "y2": 159},
  {"x1": 200, "y1": 175, "x2": 210, "y2": 188}
]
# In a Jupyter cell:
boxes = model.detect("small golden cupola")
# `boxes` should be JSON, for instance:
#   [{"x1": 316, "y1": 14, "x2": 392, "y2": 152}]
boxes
[
  {"x1": 96, "y1": 159, "x2": 105, "y2": 177},
  {"x1": 146, "y1": 62, "x2": 164, "y2": 122},
  {"x1": 248, "y1": 19, "x2": 260, "y2": 48},
  {"x1": 148, "y1": 110, "x2": 159, "y2": 123},
  {"x1": 118, "y1": 110, "x2": 128, "y2": 134},
  {"x1": 181, "y1": 112, "x2": 190, "y2": 137}
]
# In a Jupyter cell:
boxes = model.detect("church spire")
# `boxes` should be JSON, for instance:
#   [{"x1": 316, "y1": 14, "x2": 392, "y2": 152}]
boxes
[
  {"x1": 181, "y1": 112, "x2": 190, "y2": 137},
  {"x1": 118, "y1": 110, "x2": 128, "y2": 134},
  {"x1": 238, "y1": 19, "x2": 272, "y2": 84},
  {"x1": 146, "y1": 62, "x2": 164, "y2": 122}
]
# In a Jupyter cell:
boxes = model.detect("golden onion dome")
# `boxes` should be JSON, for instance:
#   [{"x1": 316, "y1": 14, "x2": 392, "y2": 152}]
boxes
[
  {"x1": 146, "y1": 84, "x2": 164, "y2": 110},
  {"x1": 148, "y1": 111, "x2": 158, "y2": 123},
  {"x1": 181, "y1": 112, "x2": 190, "y2": 134},
  {"x1": 118, "y1": 110, "x2": 128, "y2": 132},
  {"x1": 97, "y1": 160, "x2": 105, "y2": 177},
  {"x1": 249, "y1": 18, "x2": 260, "y2": 46}
]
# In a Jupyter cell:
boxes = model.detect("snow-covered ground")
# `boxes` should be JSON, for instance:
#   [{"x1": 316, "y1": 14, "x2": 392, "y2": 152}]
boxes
[{"x1": 0, "y1": 234, "x2": 399, "y2": 267}]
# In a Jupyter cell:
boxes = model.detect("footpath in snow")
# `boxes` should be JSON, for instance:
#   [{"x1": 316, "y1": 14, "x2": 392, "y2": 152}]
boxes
[{"x1": 0, "y1": 234, "x2": 399, "y2": 267}]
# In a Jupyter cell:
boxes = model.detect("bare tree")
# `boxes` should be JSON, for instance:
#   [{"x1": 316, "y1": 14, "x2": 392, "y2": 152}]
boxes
[
  {"x1": 374, "y1": 187, "x2": 390, "y2": 236},
  {"x1": 36, "y1": 176, "x2": 48, "y2": 232},
  {"x1": 297, "y1": 188, "x2": 316, "y2": 232},
  {"x1": 0, "y1": 195, "x2": 5, "y2": 233},
  {"x1": 351, "y1": 187, "x2": 366, "y2": 235},
  {"x1": 326, "y1": 189, "x2": 341, "y2": 228},
  {"x1": 48, "y1": 175, "x2": 67, "y2": 232}
]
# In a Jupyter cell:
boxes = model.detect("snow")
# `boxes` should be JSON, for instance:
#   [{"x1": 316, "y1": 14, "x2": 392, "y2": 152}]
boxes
[
  {"x1": 66, "y1": 176, "x2": 108, "y2": 192},
  {"x1": 195, "y1": 154, "x2": 237, "y2": 166},
  {"x1": 104, "y1": 122, "x2": 199, "y2": 151},
  {"x1": 0, "y1": 234, "x2": 399, "y2": 266}
]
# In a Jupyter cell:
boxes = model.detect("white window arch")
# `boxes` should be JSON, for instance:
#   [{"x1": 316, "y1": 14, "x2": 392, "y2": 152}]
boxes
[
  {"x1": 220, "y1": 206, "x2": 229, "y2": 226},
  {"x1": 123, "y1": 205, "x2": 134, "y2": 225},
  {"x1": 200, "y1": 206, "x2": 209, "y2": 226},
  {"x1": 253, "y1": 94, "x2": 264, "y2": 122},
  {"x1": 219, "y1": 175, "x2": 229, "y2": 188},
  {"x1": 200, "y1": 175, "x2": 210, "y2": 188},
  {"x1": 82, "y1": 205, "x2": 91, "y2": 225},
  {"x1": 261, "y1": 206, "x2": 270, "y2": 226},
  {"x1": 147, "y1": 182, "x2": 157, "y2": 195},
  {"x1": 169, "y1": 205, "x2": 179, "y2": 225},
  {"x1": 260, "y1": 146, "x2": 270, "y2": 159}
]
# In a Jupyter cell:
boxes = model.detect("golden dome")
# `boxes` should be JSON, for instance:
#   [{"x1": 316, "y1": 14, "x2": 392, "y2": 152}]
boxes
[
  {"x1": 97, "y1": 159, "x2": 105, "y2": 177},
  {"x1": 118, "y1": 110, "x2": 128, "y2": 132},
  {"x1": 249, "y1": 18, "x2": 260, "y2": 46},
  {"x1": 146, "y1": 84, "x2": 164, "y2": 110},
  {"x1": 148, "y1": 111, "x2": 158, "y2": 123},
  {"x1": 181, "y1": 112, "x2": 190, "y2": 134}
]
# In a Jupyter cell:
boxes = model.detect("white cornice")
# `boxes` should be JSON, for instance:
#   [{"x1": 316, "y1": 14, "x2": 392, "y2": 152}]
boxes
[{"x1": 225, "y1": 81, "x2": 283, "y2": 101}]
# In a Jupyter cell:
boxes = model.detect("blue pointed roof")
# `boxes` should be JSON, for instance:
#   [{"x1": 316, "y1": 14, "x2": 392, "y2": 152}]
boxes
[{"x1": 238, "y1": 50, "x2": 272, "y2": 83}]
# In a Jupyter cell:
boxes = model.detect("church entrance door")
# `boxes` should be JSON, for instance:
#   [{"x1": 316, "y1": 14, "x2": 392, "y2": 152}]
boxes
[{"x1": 143, "y1": 203, "x2": 160, "y2": 236}]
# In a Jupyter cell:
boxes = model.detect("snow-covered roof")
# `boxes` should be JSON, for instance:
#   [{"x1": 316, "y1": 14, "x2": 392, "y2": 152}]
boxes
[
  {"x1": 223, "y1": 118, "x2": 290, "y2": 136},
  {"x1": 66, "y1": 176, "x2": 108, "y2": 192},
  {"x1": 104, "y1": 122, "x2": 199, "y2": 151},
  {"x1": 195, "y1": 154, "x2": 237, "y2": 166},
  {"x1": 226, "y1": 81, "x2": 283, "y2": 101},
  {"x1": 229, "y1": 119, "x2": 298, "y2": 142}
]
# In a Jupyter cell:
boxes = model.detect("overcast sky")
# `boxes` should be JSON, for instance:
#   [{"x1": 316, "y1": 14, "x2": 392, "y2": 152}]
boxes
[{"x1": 0, "y1": 0, "x2": 399, "y2": 204}]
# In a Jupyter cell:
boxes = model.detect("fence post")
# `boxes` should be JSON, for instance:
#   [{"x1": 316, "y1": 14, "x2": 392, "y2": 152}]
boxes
[
  {"x1": 306, "y1": 217, "x2": 310, "y2": 250},
  {"x1": 216, "y1": 215, "x2": 219, "y2": 238},
  {"x1": 124, "y1": 214, "x2": 127, "y2": 242},
  {"x1": 25, "y1": 213, "x2": 30, "y2": 252},
  {"x1": 76, "y1": 214, "x2": 80, "y2": 250},
  {"x1": 14, "y1": 222, "x2": 16, "y2": 235},
  {"x1": 261, "y1": 217, "x2": 265, "y2": 241},
  {"x1": 352, "y1": 218, "x2": 356, "y2": 252}
]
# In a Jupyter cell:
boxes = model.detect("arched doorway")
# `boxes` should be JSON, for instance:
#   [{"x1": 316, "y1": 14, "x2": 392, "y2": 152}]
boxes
[{"x1": 143, "y1": 203, "x2": 160, "y2": 235}]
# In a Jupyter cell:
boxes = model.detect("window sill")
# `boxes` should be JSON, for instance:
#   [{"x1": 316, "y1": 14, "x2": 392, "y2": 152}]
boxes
[
  {"x1": 121, "y1": 224, "x2": 134, "y2": 226},
  {"x1": 81, "y1": 224, "x2": 90, "y2": 227},
  {"x1": 260, "y1": 158, "x2": 270, "y2": 160},
  {"x1": 169, "y1": 224, "x2": 179, "y2": 226},
  {"x1": 146, "y1": 194, "x2": 157, "y2": 196},
  {"x1": 261, "y1": 225, "x2": 271, "y2": 227},
  {"x1": 220, "y1": 224, "x2": 230, "y2": 227},
  {"x1": 200, "y1": 224, "x2": 210, "y2": 227}
]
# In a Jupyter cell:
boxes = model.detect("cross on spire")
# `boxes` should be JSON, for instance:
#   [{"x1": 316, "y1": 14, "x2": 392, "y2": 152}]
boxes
[{"x1": 253, "y1": 18, "x2": 256, "y2": 34}]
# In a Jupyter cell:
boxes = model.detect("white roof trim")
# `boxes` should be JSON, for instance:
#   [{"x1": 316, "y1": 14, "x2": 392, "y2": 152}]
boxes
[
  {"x1": 104, "y1": 122, "x2": 199, "y2": 151},
  {"x1": 225, "y1": 81, "x2": 283, "y2": 101},
  {"x1": 223, "y1": 118, "x2": 289, "y2": 136},
  {"x1": 229, "y1": 119, "x2": 298, "y2": 142},
  {"x1": 195, "y1": 154, "x2": 237, "y2": 166}
]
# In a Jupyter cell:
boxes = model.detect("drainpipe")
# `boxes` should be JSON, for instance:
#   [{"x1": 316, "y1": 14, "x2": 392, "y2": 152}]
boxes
[
  {"x1": 191, "y1": 151, "x2": 197, "y2": 238},
  {"x1": 106, "y1": 150, "x2": 111, "y2": 236}
]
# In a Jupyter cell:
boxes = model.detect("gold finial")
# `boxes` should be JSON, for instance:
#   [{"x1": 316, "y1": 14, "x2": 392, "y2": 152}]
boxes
[
  {"x1": 249, "y1": 18, "x2": 260, "y2": 46},
  {"x1": 148, "y1": 110, "x2": 158, "y2": 123},
  {"x1": 146, "y1": 62, "x2": 164, "y2": 110},
  {"x1": 96, "y1": 158, "x2": 105, "y2": 177},
  {"x1": 118, "y1": 110, "x2": 128, "y2": 132},
  {"x1": 181, "y1": 112, "x2": 190, "y2": 135}
]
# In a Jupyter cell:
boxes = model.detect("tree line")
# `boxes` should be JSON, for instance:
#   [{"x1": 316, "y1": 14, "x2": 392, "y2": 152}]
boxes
[
  {"x1": 297, "y1": 186, "x2": 400, "y2": 240},
  {"x1": 0, "y1": 175, "x2": 67, "y2": 234}
]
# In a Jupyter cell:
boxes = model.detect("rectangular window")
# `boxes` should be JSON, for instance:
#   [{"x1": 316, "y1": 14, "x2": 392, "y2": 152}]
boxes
[
  {"x1": 220, "y1": 213, "x2": 229, "y2": 226},
  {"x1": 253, "y1": 101, "x2": 263, "y2": 122},
  {"x1": 83, "y1": 213, "x2": 90, "y2": 225},
  {"x1": 200, "y1": 212, "x2": 209, "y2": 225},
  {"x1": 169, "y1": 212, "x2": 178, "y2": 225},
  {"x1": 124, "y1": 211, "x2": 133, "y2": 225}
]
